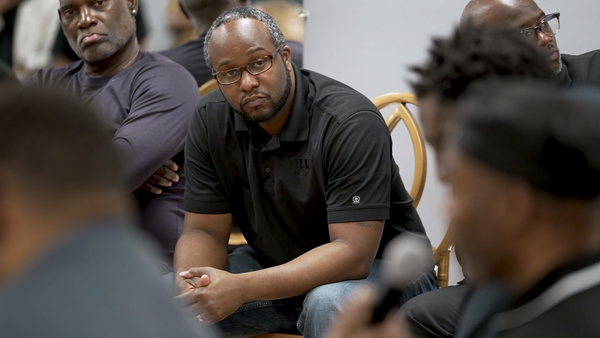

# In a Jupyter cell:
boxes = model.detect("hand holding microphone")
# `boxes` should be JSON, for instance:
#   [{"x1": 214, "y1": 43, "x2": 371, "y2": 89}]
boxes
[{"x1": 372, "y1": 233, "x2": 432, "y2": 323}]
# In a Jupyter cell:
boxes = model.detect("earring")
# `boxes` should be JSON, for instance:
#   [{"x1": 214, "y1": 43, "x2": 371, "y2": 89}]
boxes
[{"x1": 132, "y1": 9, "x2": 136, "y2": 14}]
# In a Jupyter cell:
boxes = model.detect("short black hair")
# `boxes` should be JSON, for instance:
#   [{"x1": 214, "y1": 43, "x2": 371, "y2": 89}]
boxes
[
  {"x1": 455, "y1": 80, "x2": 600, "y2": 199},
  {"x1": 203, "y1": 6, "x2": 285, "y2": 69},
  {"x1": 0, "y1": 86, "x2": 123, "y2": 205},
  {"x1": 411, "y1": 25, "x2": 555, "y2": 101}
]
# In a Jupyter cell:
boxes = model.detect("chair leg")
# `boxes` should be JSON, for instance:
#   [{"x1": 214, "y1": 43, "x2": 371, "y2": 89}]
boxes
[{"x1": 437, "y1": 250, "x2": 450, "y2": 288}]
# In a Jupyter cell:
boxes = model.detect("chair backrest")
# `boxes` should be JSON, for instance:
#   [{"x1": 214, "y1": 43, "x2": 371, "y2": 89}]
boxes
[
  {"x1": 199, "y1": 78, "x2": 219, "y2": 97},
  {"x1": 371, "y1": 92, "x2": 454, "y2": 287},
  {"x1": 371, "y1": 92, "x2": 427, "y2": 207}
]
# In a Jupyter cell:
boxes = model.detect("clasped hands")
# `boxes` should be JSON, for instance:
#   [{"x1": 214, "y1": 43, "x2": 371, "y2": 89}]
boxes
[{"x1": 176, "y1": 267, "x2": 246, "y2": 324}]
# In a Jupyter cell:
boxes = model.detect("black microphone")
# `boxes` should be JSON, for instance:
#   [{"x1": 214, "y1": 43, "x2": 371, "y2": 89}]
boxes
[{"x1": 371, "y1": 233, "x2": 432, "y2": 323}]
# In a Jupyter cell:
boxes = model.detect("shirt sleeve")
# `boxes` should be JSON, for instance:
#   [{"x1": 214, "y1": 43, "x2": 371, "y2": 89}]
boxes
[
  {"x1": 324, "y1": 110, "x2": 392, "y2": 223},
  {"x1": 112, "y1": 61, "x2": 200, "y2": 192},
  {"x1": 183, "y1": 103, "x2": 231, "y2": 214}
]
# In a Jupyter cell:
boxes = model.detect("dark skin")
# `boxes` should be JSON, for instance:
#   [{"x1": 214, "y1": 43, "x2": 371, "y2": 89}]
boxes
[
  {"x1": 417, "y1": 94, "x2": 454, "y2": 182},
  {"x1": 180, "y1": 0, "x2": 249, "y2": 35},
  {"x1": 58, "y1": 0, "x2": 180, "y2": 194},
  {"x1": 462, "y1": 0, "x2": 561, "y2": 71},
  {"x1": 58, "y1": 0, "x2": 139, "y2": 77},
  {"x1": 173, "y1": 18, "x2": 385, "y2": 324}
]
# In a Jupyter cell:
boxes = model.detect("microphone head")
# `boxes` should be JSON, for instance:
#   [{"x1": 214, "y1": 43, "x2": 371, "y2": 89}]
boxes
[{"x1": 381, "y1": 234, "x2": 432, "y2": 290}]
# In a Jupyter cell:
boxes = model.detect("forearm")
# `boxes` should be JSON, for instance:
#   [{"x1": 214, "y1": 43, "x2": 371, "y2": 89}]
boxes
[
  {"x1": 239, "y1": 240, "x2": 376, "y2": 303},
  {"x1": 174, "y1": 230, "x2": 229, "y2": 276},
  {"x1": 113, "y1": 139, "x2": 182, "y2": 193}
]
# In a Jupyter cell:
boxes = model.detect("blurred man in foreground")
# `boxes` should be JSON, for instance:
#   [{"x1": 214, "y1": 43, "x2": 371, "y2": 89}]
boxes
[
  {"x1": 401, "y1": 25, "x2": 554, "y2": 338},
  {"x1": 0, "y1": 87, "x2": 216, "y2": 338},
  {"x1": 329, "y1": 82, "x2": 600, "y2": 338}
]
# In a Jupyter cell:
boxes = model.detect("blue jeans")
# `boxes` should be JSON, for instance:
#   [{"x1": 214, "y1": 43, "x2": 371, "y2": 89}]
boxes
[{"x1": 213, "y1": 246, "x2": 438, "y2": 338}]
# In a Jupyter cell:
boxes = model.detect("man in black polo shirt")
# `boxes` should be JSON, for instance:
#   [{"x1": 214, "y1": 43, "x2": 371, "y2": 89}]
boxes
[{"x1": 174, "y1": 7, "x2": 437, "y2": 338}]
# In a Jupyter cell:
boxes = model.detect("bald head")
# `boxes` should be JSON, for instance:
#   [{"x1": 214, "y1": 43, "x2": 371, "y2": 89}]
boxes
[
  {"x1": 461, "y1": 0, "x2": 543, "y2": 27},
  {"x1": 460, "y1": 0, "x2": 562, "y2": 72}
]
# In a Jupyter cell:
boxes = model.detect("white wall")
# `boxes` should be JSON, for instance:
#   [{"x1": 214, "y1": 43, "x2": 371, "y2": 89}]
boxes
[
  {"x1": 141, "y1": 0, "x2": 173, "y2": 51},
  {"x1": 302, "y1": 0, "x2": 600, "y2": 285}
]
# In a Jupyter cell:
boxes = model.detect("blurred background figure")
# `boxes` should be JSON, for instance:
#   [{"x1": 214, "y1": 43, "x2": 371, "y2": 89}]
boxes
[
  {"x1": 160, "y1": 0, "x2": 304, "y2": 87},
  {"x1": 11, "y1": 0, "x2": 59, "y2": 80},
  {"x1": 166, "y1": 0, "x2": 197, "y2": 47},
  {"x1": 0, "y1": 0, "x2": 19, "y2": 70},
  {"x1": 460, "y1": 0, "x2": 600, "y2": 87},
  {"x1": 0, "y1": 87, "x2": 217, "y2": 338},
  {"x1": 0, "y1": 58, "x2": 16, "y2": 83},
  {"x1": 254, "y1": 0, "x2": 304, "y2": 67},
  {"x1": 160, "y1": 0, "x2": 250, "y2": 86}
]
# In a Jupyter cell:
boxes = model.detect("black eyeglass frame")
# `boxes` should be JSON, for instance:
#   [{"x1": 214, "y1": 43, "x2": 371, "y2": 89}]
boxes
[
  {"x1": 212, "y1": 47, "x2": 282, "y2": 85},
  {"x1": 519, "y1": 12, "x2": 561, "y2": 44}
]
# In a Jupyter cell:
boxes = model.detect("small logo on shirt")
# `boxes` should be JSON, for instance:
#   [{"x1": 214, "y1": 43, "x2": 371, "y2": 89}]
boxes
[
  {"x1": 291, "y1": 158, "x2": 309, "y2": 170},
  {"x1": 352, "y1": 196, "x2": 361, "y2": 204}
]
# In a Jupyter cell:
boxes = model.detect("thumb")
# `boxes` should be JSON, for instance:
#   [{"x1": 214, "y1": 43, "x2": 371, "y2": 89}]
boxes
[
  {"x1": 179, "y1": 266, "x2": 211, "y2": 278},
  {"x1": 198, "y1": 274, "x2": 211, "y2": 287}
]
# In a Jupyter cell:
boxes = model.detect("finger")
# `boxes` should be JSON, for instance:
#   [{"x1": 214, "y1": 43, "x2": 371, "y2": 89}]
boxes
[
  {"x1": 147, "y1": 174, "x2": 173, "y2": 187},
  {"x1": 380, "y1": 310, "x2": 410, "y2": 338},
  {"x1": 164, "y1": 159, "x2": 179, "y2": 171},
  {"x1": 175, "y1": 289, "x2": 209, "y2": 315},
  {"x1": 157, "y1": 166, "x2": 180, "y2": 182},
  {"x1": 175, "y1": 290, "x2": 198, "y2": 308},
  {"x1": 178, "y1": 291, "x2": 207, "y2": 315},
  {"x1": 394, "y1": 312, "x2": 413, "y2": 337},
  {"x1": 179, "y1": 267, "x2": 212, "y2": 278},
  {"x1": 138, "y1": 182, "x2": 162, "y2": 195},
  {"x1": 195, "y1": 274, "x2": 211, "y2": 287},
  {"x1": 339, "y1": 287, "x2": 378, "y2": 327},
  {"x1": 176, "y1": 278, "x2": 196, "y2": 294}
]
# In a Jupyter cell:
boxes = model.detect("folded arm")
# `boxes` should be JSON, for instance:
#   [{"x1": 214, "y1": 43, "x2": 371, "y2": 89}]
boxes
[{"x1": 112, "y1": 62, "x2": 199, "y2": 193}]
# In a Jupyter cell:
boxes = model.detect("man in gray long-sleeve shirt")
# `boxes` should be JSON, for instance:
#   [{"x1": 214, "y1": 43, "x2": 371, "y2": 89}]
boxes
[{"x1": 29, "y1": 0, "x2": 199, "y2": 272}]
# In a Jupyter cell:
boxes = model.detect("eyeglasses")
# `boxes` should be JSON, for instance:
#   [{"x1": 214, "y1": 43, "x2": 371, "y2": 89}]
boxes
[
  {"x1": 212, "y1": 48, "x2": 280, "y2": 85},
  {"x1": 520, "y1": 12, "x2": 560, "y2": 44}
]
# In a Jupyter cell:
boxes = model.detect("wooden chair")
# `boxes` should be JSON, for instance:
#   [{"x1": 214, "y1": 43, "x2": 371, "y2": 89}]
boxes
[
  {"x1": 371, "y1": 92, "x2": 426, "y2": 207},
  {"x1": 371, "y1": 92, "x2": 453, "y2": 287},
  {"x1": 199, "y1": 78, "x2": 219, "y2": 97}
]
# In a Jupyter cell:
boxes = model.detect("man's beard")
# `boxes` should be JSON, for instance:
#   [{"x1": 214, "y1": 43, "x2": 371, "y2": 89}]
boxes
[
  {"x1": 237, "y1": 66, "x2": 292, "y2": 123},
  {"x1": 555, "y1": 51, "x2": 563, "y2": 74}
]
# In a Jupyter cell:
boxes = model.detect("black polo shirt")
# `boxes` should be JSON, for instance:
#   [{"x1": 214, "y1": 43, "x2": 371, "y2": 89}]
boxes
[{"x1": 184, "y1": 64, "x2": 427, "y2": 266}]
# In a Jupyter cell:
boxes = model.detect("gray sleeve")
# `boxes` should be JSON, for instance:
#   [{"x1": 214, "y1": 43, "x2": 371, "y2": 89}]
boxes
[{"x1": 112, "y1": 62, "x2": 200, "y2": 192}]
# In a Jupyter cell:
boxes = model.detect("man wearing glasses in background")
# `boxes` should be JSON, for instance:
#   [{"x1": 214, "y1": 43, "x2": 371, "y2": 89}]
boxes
[
  {"x1": 173, "y1": 6, "x2": 438, "y2": 338},
  {"x1": 461, "y1": 0, "x2": 600, "y2": 87}
]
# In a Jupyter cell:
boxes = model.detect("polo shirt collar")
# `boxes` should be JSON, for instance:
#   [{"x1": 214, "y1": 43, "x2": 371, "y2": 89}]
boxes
[
  {"x1": 234, "y1": 108, "x2": 250, "y2": 132},
  {"x1": 233, "y1": 63, "x2": 310, "y2": 142},
  {"x1": 279, "y1": 63, "x2": 310, "y2": 142}
]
